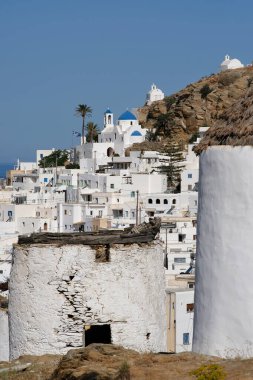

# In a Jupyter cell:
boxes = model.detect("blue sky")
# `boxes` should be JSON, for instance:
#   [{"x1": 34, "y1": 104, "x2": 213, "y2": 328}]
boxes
[{"x1": 0, "y1": 0, "x2": 252, "y2": 162}]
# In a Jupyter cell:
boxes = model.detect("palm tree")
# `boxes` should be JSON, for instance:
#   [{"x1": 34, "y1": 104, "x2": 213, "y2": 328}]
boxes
[
  {"x1": 86, "y1": 122, "x2": 99, "y2": 143},
  {"x1": 75, "y1": 104, "x2": 92, "y2": 145}
]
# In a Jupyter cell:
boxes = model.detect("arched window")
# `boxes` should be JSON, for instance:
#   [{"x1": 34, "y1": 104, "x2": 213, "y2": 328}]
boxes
[
  {"x1": 108, "y1": 115, "x2": 111, "y2": 124},
  {"x1": 164, "y1": 199, "x2": 168, "y2": 204},
  {"x1": 156, "y1": 199, "x2": 160, "y2": 204},
  {"x1": 107, "y1": 147, "x2": 114, "y2": 157},
  {"x1": 44, "y1": 222, "x2": 48, "y2": 231},
  {"x1": 172, "y1": 199, "x2": 176, "y2": 205},
  {"x1": 148, "y1": 199, "x2": 153, "y2": 204}
]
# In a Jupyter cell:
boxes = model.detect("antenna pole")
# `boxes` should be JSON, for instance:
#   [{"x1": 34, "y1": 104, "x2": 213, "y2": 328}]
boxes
[{"x1": 136, "y1": 190, "x2": 139, "y2": 226}]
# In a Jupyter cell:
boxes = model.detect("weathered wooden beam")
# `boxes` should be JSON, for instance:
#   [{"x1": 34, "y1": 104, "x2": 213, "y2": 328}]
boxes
[{"x1": 17, "y1": 218, "x2": 161, "y2": 247}]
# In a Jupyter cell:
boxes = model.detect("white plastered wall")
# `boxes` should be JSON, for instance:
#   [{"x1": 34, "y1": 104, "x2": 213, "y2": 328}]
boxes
[
  {"x1": 9, "y1": 240, "x2": 166, "y2": 359},
  {"x1": 193, "y1": 146, "x2": 253, "y2": 358}
]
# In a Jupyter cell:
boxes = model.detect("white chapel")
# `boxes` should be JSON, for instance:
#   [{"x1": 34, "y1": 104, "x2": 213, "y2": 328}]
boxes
[
  {"x1": 146, "y1": 84, "x2": 165, "y2": 105},
  {"x1": 220, "y1": 54, "x2": 244, "y2": 71}
]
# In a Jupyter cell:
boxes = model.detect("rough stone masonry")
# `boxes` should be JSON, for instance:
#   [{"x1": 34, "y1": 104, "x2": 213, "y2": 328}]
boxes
[{"x1": 9, "y1": 221, "x2": 167, "y2": 359}]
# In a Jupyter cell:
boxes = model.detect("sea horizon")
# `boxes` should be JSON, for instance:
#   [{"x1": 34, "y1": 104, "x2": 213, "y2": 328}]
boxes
[{"x1": 0, "y1": 163, "x2": 14, "y2": 179}]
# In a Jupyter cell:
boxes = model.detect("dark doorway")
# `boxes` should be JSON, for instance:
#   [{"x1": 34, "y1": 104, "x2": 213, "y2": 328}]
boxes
[{"x1": 84, "y1": 324, "x2": 111, "y2": 346}]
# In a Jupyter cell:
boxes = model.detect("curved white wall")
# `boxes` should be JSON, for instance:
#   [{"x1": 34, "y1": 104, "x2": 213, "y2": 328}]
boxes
[
  {"x1": 193, "y1": 146, "x2": 253, "y2": 358},
  {"x1": 9, "y1": 241, "x2": 166, "y2": 359}
]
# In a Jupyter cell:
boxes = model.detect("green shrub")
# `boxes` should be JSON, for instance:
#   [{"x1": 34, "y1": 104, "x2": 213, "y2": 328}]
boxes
[
  {"x1": 200, "y1": 84, "x2": 213, "y2": 99},
  {"x1": 190, "y1": 364, "x2": 227, "y2": 380},
  {"x1": 65, "y1": 163, "x2": 80, "y2": 169},
  {"x1": 189, "y1": 131, "x2": 200, "y2": 143},
  {"x1": 164, "y1": 96, "x2": 176, "y2": 109}
]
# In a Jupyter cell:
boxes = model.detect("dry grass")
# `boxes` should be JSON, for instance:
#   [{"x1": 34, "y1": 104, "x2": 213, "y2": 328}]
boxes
[{"x1": 2, "y1": 345, "x2": 253, "y2": 379}]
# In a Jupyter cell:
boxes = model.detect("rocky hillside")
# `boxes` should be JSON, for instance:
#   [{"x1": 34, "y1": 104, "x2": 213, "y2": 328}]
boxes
[{"x1": 133, "y1": 66, "x2": 253, "y2": 152}]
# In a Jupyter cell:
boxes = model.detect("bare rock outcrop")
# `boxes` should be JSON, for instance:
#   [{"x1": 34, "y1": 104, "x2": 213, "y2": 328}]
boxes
[{"x1": 133, "y1": 67, "x2": 253, "y2": 153}]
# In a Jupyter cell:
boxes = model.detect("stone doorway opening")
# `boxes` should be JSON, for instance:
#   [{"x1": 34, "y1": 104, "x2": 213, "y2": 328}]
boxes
[{"x1": 84, "y1": 324, "x2": 111, "y2": 346}]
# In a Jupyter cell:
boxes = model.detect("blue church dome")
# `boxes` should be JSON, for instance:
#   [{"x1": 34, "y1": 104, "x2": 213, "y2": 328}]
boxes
[
  {"x1": 118, "y1": 110, "x2": 137, "y2": 121},
  {"x1": 131, "y1": 130, "x2": 142, "y2": 136},
  {"x1": 105, "y1": 108, "x2": 112, "y2": 114}
]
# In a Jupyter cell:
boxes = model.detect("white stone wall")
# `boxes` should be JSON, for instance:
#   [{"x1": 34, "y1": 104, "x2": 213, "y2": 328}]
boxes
[
  {"x1": 9, "y1": 240, "x2": 166, "y2": 359},
  {"x1": 193, "y1": 146, "x2": 253, "y2": 358},
  {"x1": 175, "y1": 290, "x2": 194, "y2": 353},
  {"x1": 0, "y1": 309, "x2": 9, "y2": 361}
]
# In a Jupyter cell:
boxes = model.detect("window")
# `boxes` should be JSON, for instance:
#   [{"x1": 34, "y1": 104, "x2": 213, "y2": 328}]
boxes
[
  {"x1": 183, "y1": 333, "x2": 190, "y2": 345},
  {"x1": 148, "y1": 199, "x2": 153, "y2": 204},
  {"x1": 65, "y1": 225, "x2": 67, "y2": 230},
  {"x1": 156, "y1": 199, "x2": 160, "y2": 204},
  {"x1": 131, "y1": 211, "x2": 135, "y2": 218},
  {"x1": 188, "y1": 282, "x2": 195, "y2": 289},
  {"x1": 0, "y1": 270, "x2": 3, "y2": 274},
  {"x1": 164, "y1": 199, "x2": 168, "y2": 204},
  {"x1": 188, "y1": 173, "x2": 192, "y2": 179},
  {"x1": 110, "y1": 184, "x2": 114, "y2": 189},
  {"x1": 125, "y1": 211, "x2": 129, "y2": 217},
  {"x1": 84, "y1": 324, "x2": 111, "y2": 346},
  {"x1": 193, "y1": 235, "x2": 197, "y2": 240},
  {"x1": 99, "y1": 210, "x2": 103, "y2": 217},
  {"x1": 64, "y1": 210, "x2": 67, "y2": 215},
  {"x1": 90, "y1": 211, "x2": 93, "y2": 216},
  {"x1": 22, "y1": 222, "x2": 25, "y2": 226},
  {"x1": 131, "y1": 191, "x2": 135, "y2": 198},
  {"x1": 194, "y1": 200, "x2": 198, "y2": 206},
  {"x1": 113, "y1": 209, "x2": 123, "y2": 218},
  {"x1": 172, "y1": 199, "x2": 176, "y2": 205},
  {"x1": 68, "y1": 210, "x2": 72, "y2": 216},
  {"x1": 188, "y1": 185, "x2": 192, "y2": 191},
  {"x1": 174, "y1": 257, "x2": 186, "y2": 263},
  {"x1": 186, "y1": 303, "x2": 194, "y2": 313}
]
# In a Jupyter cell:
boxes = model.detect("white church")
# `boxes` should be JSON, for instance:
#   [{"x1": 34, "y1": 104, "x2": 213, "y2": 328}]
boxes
[
  {"x1": 98, "y1": 109, "x2": 146, "y2": 153},
  {"x1": 146, "y1": 84, "x2": 165, "y2": 105},
  {"x1": 76, "y1": 109, "x2": 147, "y2": 171},
  {"x1": 220, "y1": 54, "x2": 244, "y2": 71}
]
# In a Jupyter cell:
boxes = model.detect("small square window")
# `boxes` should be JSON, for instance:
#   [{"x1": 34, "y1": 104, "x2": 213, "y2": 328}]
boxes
[
  {"x1": 110, "y1": 184, "x2": 114, "y2": 189},
  {"x1": 186, "y1": 303, "x2": 194, "y2": 313},
  {"x1": 183, "y1": 333, "x2": 190, "y2": 345},
  {"x1": 188, "y1": 173, "x2": 192, "y2": 179}
]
